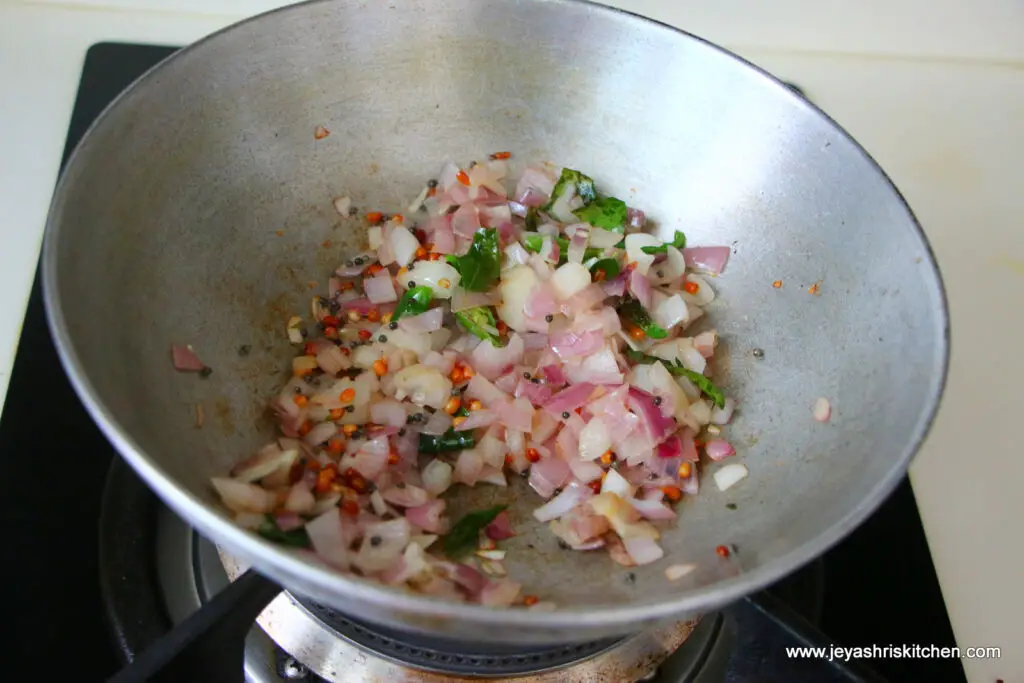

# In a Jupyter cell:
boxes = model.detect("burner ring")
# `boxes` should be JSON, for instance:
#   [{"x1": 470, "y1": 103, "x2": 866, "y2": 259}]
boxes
[{"x1": 298, "y1": 601, "x2": 622, "y2": 676}]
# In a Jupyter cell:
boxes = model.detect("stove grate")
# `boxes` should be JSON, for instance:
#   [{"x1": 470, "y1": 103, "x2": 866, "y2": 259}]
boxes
[{"x1": 300, "y1": 600, "x2": 623, "y2": 677}]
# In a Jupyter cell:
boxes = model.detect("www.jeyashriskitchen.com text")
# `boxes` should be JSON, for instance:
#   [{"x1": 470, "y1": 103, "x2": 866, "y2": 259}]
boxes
[{"x1": 785, "y1": 644, "x2": 1001, "y2": 662}]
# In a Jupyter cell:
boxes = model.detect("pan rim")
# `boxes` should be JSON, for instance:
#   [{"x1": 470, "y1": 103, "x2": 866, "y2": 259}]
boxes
[{"x1": 41, "y1": 0, "x2": 951, "y2": 633}]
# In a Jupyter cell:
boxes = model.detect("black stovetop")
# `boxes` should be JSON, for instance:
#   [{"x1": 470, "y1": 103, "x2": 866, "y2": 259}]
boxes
[{"x1": 0, "y1": 42, "x2": 964, "y2": 683}]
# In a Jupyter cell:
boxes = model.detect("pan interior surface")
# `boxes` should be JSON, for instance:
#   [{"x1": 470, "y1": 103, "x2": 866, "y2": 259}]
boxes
[{"x1": 43, "y1": 0, "x2": 947, "y2": 641}]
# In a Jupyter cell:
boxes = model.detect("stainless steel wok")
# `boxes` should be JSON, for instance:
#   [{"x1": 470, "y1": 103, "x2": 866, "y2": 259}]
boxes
[{"x1": 41, "y1": 0, "x2": 948, "y2": 645}]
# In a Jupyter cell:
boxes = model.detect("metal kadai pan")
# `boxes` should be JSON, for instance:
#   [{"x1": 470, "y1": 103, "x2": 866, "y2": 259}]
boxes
[{"x1": 42, "y1": 0, "x2": 948, "y2": 645}]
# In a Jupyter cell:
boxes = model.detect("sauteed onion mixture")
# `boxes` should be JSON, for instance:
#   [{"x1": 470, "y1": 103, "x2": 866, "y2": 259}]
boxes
[{"x1": 201, "y1": 157, "x2": 744, "y2": 607}]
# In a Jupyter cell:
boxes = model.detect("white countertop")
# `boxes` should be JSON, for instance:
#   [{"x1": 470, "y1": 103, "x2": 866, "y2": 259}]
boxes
[{"x1": 1, "y1": 1, "x2": 1021, "y2": 680}]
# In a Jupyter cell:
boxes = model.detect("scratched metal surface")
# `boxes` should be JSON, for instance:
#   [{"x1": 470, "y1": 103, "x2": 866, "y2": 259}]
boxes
[{"x1": 42, "y1": 0, "x2": 947, "y2": 643}]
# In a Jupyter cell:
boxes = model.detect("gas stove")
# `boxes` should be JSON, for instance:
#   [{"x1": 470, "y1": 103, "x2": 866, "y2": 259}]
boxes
[{"x1": 0, "y1": 42, "x2": 964, "y2": 683}]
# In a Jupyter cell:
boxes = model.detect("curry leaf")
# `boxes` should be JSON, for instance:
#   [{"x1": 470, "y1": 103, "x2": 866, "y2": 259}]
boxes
[
  {"x1": 257, "y1": 516, "x2": 311, "y2": 548},
  {"x1": 624, "y1": 349, "x2": 726, "y2": 408},
  {"x1": 573, "y1": 197, "x2": 628, "y2": 232},
  {"x1": 419, "y1": 430, "x2": 475, "y2": 454},
  {"x1": 443, "y1": 505, "x2": 508, "y2": 557},
  {"x1": 545, "y1": 168, "x2": 596, "y2": 213},
  {"x1": 392, "y1": 285, "x2": 433, "y2": 321},
  {"x1": 641, "y1": 230, "x2": 688, "y2": 255},
  {"x1": 449, "y1": 228, "x2": 500, "y2": 292},
  {"x1": 590, "y1": 258, "x2": 621, "y2": 279}
]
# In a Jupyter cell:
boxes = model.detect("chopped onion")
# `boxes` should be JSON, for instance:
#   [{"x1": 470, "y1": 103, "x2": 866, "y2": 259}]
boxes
[
  {"x1": 476, "y1": 549, "x2": 506, "y2": 561},
  {"x1": 397, "y1": 261, "x2": 461, "y2": 299},
  {"x1": 503, "y1": 397, "x2": 535, "y2": 432},
  {"x1": 600, "y1": 272, "x2": 627, "y2": 297},
  {"x1": 682, "y1": 246, "x2": 731, "y2": 274},
  {"x1": 565, "y1": 285, "x2": 608, "y2": 319},
  {"x1": 364, "y1": 275, "x2": 398, "y2": 304},
  {"x1": 211, "y1": 478, "x2": 277, "y2": 513},
  {"x1": 567, "y1": 226, "x2": 589, "y2": 264},
  {"x1": 565, "y1": 347, "x2": 623, "y2": 385},
  {"x1": 504, "y1": 241, "x2": 530, "y2": 267},
  {"x1": 381, "y1": 484, "x2": 429, "y2": 508},
  {"x1": 479, "y1": 464, "x2": 507, "y2": 487},
  {"x1": 627, "y1": 388, "x2": 676, "y2": 442},
  {"x1": 713, "y1": 463, "x2": 749, "y2": 491},
  {"x1": 171, "y1": 344, "x2": 205, "y2": 372},
  {"x1": 284, "y1": 482, "x2": 315, "y2": 514},
  {"x1": 305, "y1": 509, "x2": 352, "y2": 569},
  {"x1": 523, "y1": 282, "x2": 559, "y2": 323},
  {"x1": 550, "y1": 328, "x2": 604, "y2": 360},
  {"x1": 422, "y1": 459, "x2": 453, "y2": 495},
  {"x1": 453, "y1": 449, "x2": 484, "y2": 486},
  {"x1": 651, "y1": 246, "x2": 686, "y2": 286},
  {"x1": 578, "y1": 415, "x2": 611, "y2": 461},
  {"x1": 450, "y1": 287, "x2": 500, "y2": 313},
  {"x1": 446, "y1": 562, "x2": 487, "y2": 597},
  {"x1": 665, "y1": 563, "x2": 697, "y2": 581},
  {"x1": 431, "y1": 215, "x2": 456, "y2": 254},
  {"x1": 304, "y1": 421, "x2": 337, "y2": 447},
  {"x1": 497, "y1": 265, "x2": 540, "y2": 332},
  {"x1": 316, "y1": 345, "x2": 350, "y2": 375},
  {"x1": 693, "y1": 330, "x2": 718, "y2": 358},
  {"x1": 813, "y1": 396, "x2": 832, "y2": 422},
  {"x1": 567, "y1": 457, "x2": 604, "y2": 483},
  {"x1": 710, "y1": 397, "x2": 736, "y2": 425},
  {"x1": 543, "y1": 382, "x2": 596, "y2": 417},
  {"x1": 533, "y1": 481, "x2": 593, "y2": 523},
  {"x1": 333, "y1": 196, "x2": 352, "y2": 215},
  {"x1": 370, "y1": 399, "x2": 408, "y2": 428},
  {"x1": 623, "y1": 537, "x2": 664, "y2": 565},
  {"x1": 485, "y1": 511, "x2": 516, "y2": 540},
  {"x1": 406, "y1": 499, "x2": 447, "y2": 534},
  {"x1": 628, "y1": 269, "x2": 653, "y2": 310},
  {"x1": 466, "y1": 374, "x2": 512, "y2": 407},
  {"x1": 515, "y1": 166, "x2": 556, "y2": 202},
  {"x1": 653, "y1": 294, "x2": 689, "y2": 330},
  {"x1": 528, "y1": 455, "x2": 571, "y2": 499},
  {"x1": 688, "y1": 398, "x2": 712, "y2": 426},
  {"x1": 680, "y1": 274, "x2": 715, "y2": 307},
  {"x1": 630, "y1": 497, "x2": 677, "y2": 521},
  {"x1": 479, "y1": 578, "x2": 522, "y2": 607},
  {"x1": 589, "y1": 227, "x2": 624, "y2": 248},
  {"x1": 550, "y1": 262, "x2": 591, "y2": 300},
  {"x1": 353, "y1": 518, "x2": 411, "y2": 573},
  {"x1": 480, "y1": 201, "x2": 512, "y2": 228},
  {"x1": 626, "y1": 207, "x2": 646, "y2": 230},
  {"x1": 704, "y1": 439, "x2": 736, "y2": 461},
  {"x1": 494, "y1": 372, "x2": 518, "y2": 393},
  {"x1": 417, "y1": 411, "x2": 451, "y2": 437},
  {"x1": 624, "y1": 234, "x2": 660, "y2": 275},
  {"x1": 337, "y1": 296, "x2": 383, "y2": 315},
  {"x1": 452, "y1": 203, "x2": 482, "y2": 238},
  {"x1": 399, "y1": 307, "x2": 444, "y2": 333},
  {"x1": 460, "y1": 409, "x2": 497, "y2": 431},
  {"x1": 471, "y1": 334, "x2": 525, "y2": 380},
  {"x1": 393, "y1": 364, "x2": 453, "y2": 410},
  {"x1": 507, "y1": 200, "x2": 528, "y2": 218},
  {"x1": 231, "y1": 446, "x2": 298, "y2": 483},
  {"x1": 600, "y1": 468, "x2": 634, "y2": 498},
  {"x1": 516, "y1": 378, "x2": 552, "y2": 405},
  {"x1": 389, "y1": 226, "x2": 420, "y2": 267},
  {"x1": 274, "y1": 511, "x2": 305, "y2": 532}
]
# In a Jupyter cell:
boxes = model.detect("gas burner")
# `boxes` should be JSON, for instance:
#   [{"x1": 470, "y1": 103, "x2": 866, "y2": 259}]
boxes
[{"x1": 177, "y1": 511, "x2": 712, "y2": 682}]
